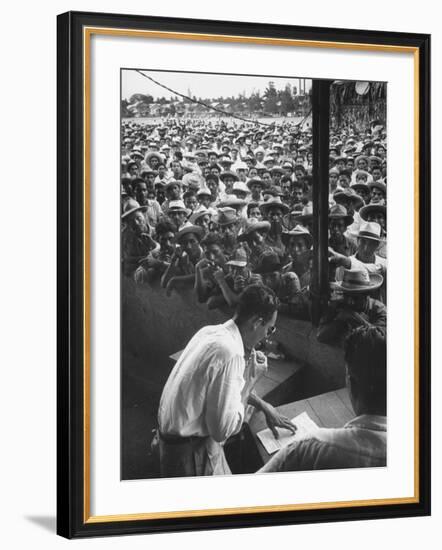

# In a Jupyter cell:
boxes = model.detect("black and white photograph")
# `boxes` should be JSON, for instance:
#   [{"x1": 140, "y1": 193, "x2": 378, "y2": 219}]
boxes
[{"x1": 120, "y1": 68, "x2": 387, "y2": 480}]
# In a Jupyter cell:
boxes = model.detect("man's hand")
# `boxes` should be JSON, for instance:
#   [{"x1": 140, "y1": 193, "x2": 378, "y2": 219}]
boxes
[
  {"x1": 264, "y1": 404, "x2": 297, "y2": 439},
  {"x1": 212, "y1": 267, "x2": 225, "y2": 284}
]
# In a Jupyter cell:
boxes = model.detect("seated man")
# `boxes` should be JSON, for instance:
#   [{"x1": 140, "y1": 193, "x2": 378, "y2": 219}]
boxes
[
  {"x1": 317, "y1": 268, "x2": 386, "y2": 346},
  {"x1": 259, "y1": 325, "x2": 386, "y2": 473}
]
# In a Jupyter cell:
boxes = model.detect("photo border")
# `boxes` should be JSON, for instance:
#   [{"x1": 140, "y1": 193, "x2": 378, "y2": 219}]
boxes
[{"x1": 57, "y1": 11, "x2": 431, "y2": 538}]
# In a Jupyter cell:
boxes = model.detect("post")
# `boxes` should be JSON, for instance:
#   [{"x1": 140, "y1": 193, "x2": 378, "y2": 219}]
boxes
[{"x1": 311, "y1": 80, "x2": 332, "y2": 325}]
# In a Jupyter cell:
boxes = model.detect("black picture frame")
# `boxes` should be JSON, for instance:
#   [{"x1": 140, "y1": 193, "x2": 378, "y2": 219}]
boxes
[{"x1": 57, "y1": 10, "x2": 431, "y2": 539}]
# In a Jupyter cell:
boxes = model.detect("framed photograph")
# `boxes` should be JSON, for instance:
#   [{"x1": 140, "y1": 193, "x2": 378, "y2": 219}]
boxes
[{"x1": 57, "y1": 11, "x2": 431, "y2": 538}]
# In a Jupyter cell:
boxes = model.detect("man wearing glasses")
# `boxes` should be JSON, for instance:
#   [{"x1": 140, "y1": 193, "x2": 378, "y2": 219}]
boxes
[{"x1": 156, "y1": 284, "x2": 296, "y2": 477}]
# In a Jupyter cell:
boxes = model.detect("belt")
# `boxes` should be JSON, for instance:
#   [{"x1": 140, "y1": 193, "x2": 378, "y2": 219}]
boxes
[{"x1": 158, "y1": 430, "x2": 206, "y2": 445}]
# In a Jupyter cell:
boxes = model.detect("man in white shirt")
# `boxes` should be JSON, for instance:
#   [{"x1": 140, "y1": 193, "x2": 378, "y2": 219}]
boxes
[{"x1": 157, "y1": 284, "x2": 296, "y2": 477}]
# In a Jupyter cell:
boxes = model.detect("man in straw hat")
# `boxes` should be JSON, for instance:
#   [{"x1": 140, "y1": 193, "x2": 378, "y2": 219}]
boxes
[
  {"x1": 328, "y1": 221, "x2": 387, "y2": 304},
  {"x1": 216, "y1": 207, "x2": 241, "y2": 260},
  {"x1": 161, "y1": 224, "x2": 204, "y2": 296},
  {"x1": 260, "y1": 196, "x2": 290, "y2": 254},
  {"x1": 157, "y1": 284, "x2": 296, "y2": 477},
  {"x1": 121, "y1": 199, "x2": 158, "y2": 277},
  {"x1": 316, "y1": 268, "x2": 386, "y2": 346},
  {"x1": 259, "y1": 325, "x2": 386, "y2": 472}
]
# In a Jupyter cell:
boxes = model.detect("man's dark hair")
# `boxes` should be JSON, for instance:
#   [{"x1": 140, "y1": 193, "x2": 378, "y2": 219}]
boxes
[
  {"x1": 235, "y1": 284, "x2": 280, "y2": 325},
  {"x1": 344, "y1": 326, "x2": 387, "y2": 415},
  {"x1": 155, "y1": 220, "x2": 175, "y2": 237},
  {"x1": 201, "y1": 232, "x2": 223, "y2": 248},
  {"x1": 183, "y1": 190, "x2": 196, "y2": 200}
]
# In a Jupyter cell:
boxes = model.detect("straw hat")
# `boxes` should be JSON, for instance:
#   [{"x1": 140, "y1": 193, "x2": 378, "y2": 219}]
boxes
[
  {"x1": 281, "y1": 225, "x2": 313, "y2": 248},
  {"x1": 332, "y1": 268, "x2": 383, "y2": 294},
  {"x1": 121, "y1": 198, "x2": 147, "y2": 220},
  {"x1": 237, "y1": 219, "x2": 271, "y2": 242},
  {"x1": 359, "y1": 204, "x2": 386, "y2": 221},
  {"x1": 260, "y1": 196, "x2": 290, "y2": 215},
  {"x1": 175, "y1": 224, "x2": 204, "y2": 243}
]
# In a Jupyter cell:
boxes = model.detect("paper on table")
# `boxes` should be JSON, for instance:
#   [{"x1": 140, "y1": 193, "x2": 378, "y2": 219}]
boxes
[{"x1": 257, "y1": 411, "x2": 319, "y2": 454}]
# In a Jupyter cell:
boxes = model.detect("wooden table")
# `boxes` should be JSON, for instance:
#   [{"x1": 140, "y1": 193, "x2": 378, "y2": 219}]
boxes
[{"x1": 249, "y1": 387, "x2": 355, "y2": 464}]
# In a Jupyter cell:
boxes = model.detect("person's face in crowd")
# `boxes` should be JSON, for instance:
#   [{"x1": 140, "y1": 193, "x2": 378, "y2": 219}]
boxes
[
  {"x1": 128, "y1": 164, "x2": 138, "y2": 177},
  {"x1": 207, "y1": 180, "x2": 219, "y2": 200},
  {"x1": 248, "y1": 206, "x2": 262, "y2": 220},
  {"x1": 329, "y1": 216, "x2": 347, "y2": 240},
  {"x1": 130, "y1": 211, "x2": 148, "y2": 235},
  {"x1": 171, "y1": 161, "x2": 182, "y2": 178},
  {"x1": 294, "y1": 168, "x2": 305, "y2": 180},
  {"x1": 371, "y1": 187, "x2": 385, "y2": 204},
  {"x1": 256, "y1": 151, "x2": 264, "y2": 162},
  {"x1": 196, "y1": 214, "x2": 211, "y2": 233},
  {"x1": 335, "y1": 159, "x2": 346, "y2": 171},
  {"x1": 358, "y1": 188, "x2": 371, "y2": 204},
  {"x1": 292, "y1": 186, "x2": 304, "y2": 204},
  {"x1": 371, "y1": 167, "x2": 383, "y2": 181},
  {"x1": 204, "y1": 243, "x2": 225, "y2": 266},
  {"x1": 273, "y1": 172, "x2": 282, "y2": 184},
  {"x1": 264, "y1": 160, "x2": 275, "y2": 170},
  {"x1": 169, "y1": 210, "x2": 187, "y2": 231},
  {"x1": 281, "y1": 180, "x2": 292, "y2": 196},
  {"x1": 236, "y1": 169, "x2": 247, "y2": 182},
  {"x1": 346, "y1": 159, "x2": 355, "y2": 171},
  {"x1": 343, "y1": 292, "x2": 368, "y2": 313},
  {"x1": 156, "y1": 189, "x2": 165, "y2": 204},
  {"x1": 267, "y1": 207, "x2": 284, "y2": 227},
  {"x1": 377, "y1": 146, "x2": 386, "y2": 159},
  {"x1": 157, "y1": 165, "x2": 167, "y2": 178},
  {"x1": 231, "y1": 150, "x2": 238, "y2": 161},
  {"x1": 208, "y1": 153, "x2": 217, "y2": 164},
  {"x1": 123, "y1": 180, "x2": 133, "y2": 198},
  {"x1": 284, "y1": 166, "x2": 293, "y2": 178},
  {"x1": 223, "y1": 176, "x2": 235, "y2": 193},
  {"x1": 147, "y1": 189, "x2": 157, "y2": 201},
  {"x1": 248, "y1": 167, "x2": 258, "y2": 179},
  {"x1": 296, "y1": 156, "x2": 305, "y2": 165},
  {"x1": 181, "y1": 233, "x2": 200, "y2": 259},
  {"x1": 184, "y1": 194, "x2": 198, "y2": 211},
  {"x1": 201, "y1": 166, "x2": 210, "y2": 178},
  {"x1": 261, "y1": 271, "x2": 281, "y2": 290},
  {"x1": 338, "y1": 174, "x2": 351, "y2": 188},
  {"x1": 336, "y1": 197, "x2": 354, "y2": 216},
  {"x1": 287, "y1": 236, "x2": 308, "y2": 260},
  {"x1": 197, "y1": 194, "x2": 210, "y2": 208},
  {"x1": 150, "y1": 157, "x2": 160, "y2": 170},
  {"x1": 146, "y1": 173, "x2": 156, "y2": 189},
  {"x1": 159, "y1": 231, "x2": 175, "y2": 255},
  {"x1": 167, "y1": 184, "x2": 181, "y2": 201},
  {"x1": 366, "y1": 211, "x2": 386, "y2": 231},
  {"x1": 357, "y1": 236, "x2": 379, "y2": 262},
  {"x1": 220, "y1": 223, "x2": 238, "y2": 245},
  {"x1": 356, "y1": 172, "x2": 368, "y2": 184},
  {"x1": 357, "y1": 159, "x2": 368, "y2": 171},
  {"x1": 262, "y1": 172, "x2": 272, "y2": 186},
  {"x1": 135, "y1": 182, "x2": 149, "y2": 205},
  {"x1": 210, "y1": 166, "x2": 221, "y2": 177},
  {"x1": 329, "y1": 171, "x2": 339, "y2": 189}
]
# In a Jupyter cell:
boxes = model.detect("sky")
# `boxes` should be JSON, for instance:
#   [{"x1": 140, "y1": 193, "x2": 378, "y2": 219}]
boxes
[{"x1": 122, "y1": 69, "x2": 312, "y2": 101}]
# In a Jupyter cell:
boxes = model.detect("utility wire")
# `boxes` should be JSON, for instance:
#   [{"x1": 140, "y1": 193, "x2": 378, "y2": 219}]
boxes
[{"x1": 135, "y1": 70, "x2": 311, "y2": 130}]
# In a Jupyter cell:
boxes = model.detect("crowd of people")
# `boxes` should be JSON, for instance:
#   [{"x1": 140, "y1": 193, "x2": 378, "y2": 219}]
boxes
[{"x1": 121, "y1": 115, "x2": 387, "y2": 347}]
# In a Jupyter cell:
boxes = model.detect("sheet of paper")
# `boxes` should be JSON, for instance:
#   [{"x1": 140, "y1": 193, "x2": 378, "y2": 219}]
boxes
[{"x1": 257, "y1": 411, "x2": 319, "y2": 454}]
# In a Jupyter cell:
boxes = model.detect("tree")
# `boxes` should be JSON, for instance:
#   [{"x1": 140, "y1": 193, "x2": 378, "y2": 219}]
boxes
[
  {"x1": 280, "y1": 83, "x2": 295, "y2": 115},
  {"x1": 263, "y1": 81, "x2": 278, "y2": 114}
]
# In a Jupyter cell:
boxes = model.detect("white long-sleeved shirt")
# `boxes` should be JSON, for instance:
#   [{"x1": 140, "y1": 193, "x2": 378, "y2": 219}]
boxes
[{"x1": 158, "y1": 320, "x2": 246, "y2": 442}]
